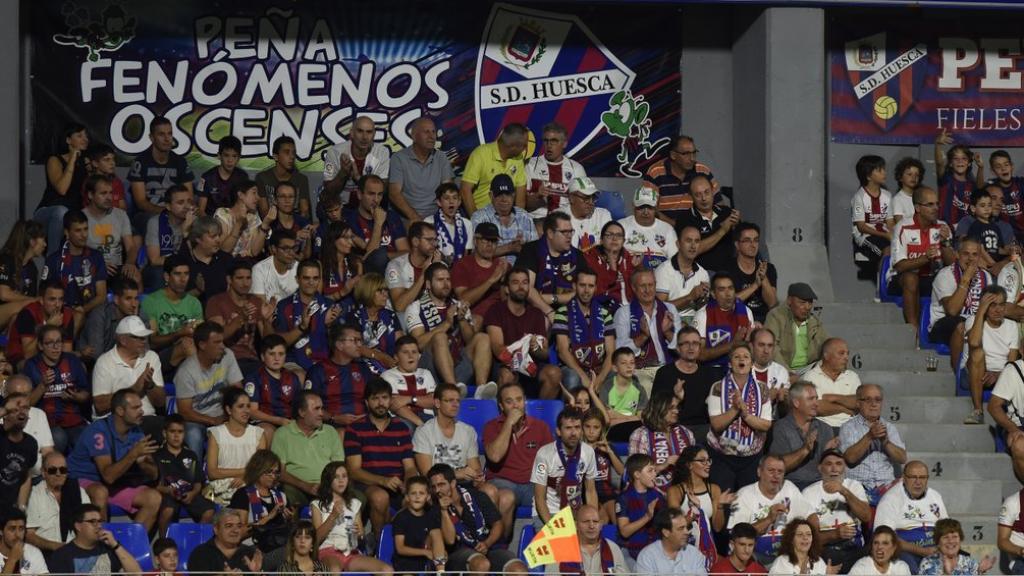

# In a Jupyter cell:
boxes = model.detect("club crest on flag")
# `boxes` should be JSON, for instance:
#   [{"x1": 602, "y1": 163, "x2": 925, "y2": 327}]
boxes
[
  {"x1": 843, "y1": 32, "x2": 928, "y2": 132},
  {"x1": 476, "y1": 3, "x2": 635, "y2": 158}
]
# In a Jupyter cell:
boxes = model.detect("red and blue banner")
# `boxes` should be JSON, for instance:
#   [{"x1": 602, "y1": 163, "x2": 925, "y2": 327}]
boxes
[
  {"x1": 831, "y1": 13, "x2": 1024, "y2": 146},
  {"x1": 28, "y1": 1, "x2": 682, "y2": 178}
]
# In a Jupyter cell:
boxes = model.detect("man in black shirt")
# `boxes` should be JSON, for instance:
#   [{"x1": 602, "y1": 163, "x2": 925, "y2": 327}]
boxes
[
  {"x1": 728, "y1": 222, "x2": 779, "y2": 323},
  {"x1": 188, "y1": 508, "x2": 261, "y2": 574},
  {"x1": 674, "y1": 175, "x2": 741, "y2": 272},
  {"x1": 127, "y1": 116, "x2": 195, "y2": 229},
  {"x1": 49, "y1": 504, "x2": 142, "y2": 575},
  {"x1": 0, "y1": 392, "x2": 38, "y2": 511},
  {"x1": 516, "y1": 212, "x2": 585, "y2": 321},
  {"x1": 652, "y1": 326, "x2": 719, "y2": 444}
]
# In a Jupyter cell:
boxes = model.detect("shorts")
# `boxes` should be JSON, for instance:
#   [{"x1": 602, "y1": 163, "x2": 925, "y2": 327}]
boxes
[
  {"x1": 353, "y1": 483, "x2": 405, "y2": 513},
  {"x1": 447, "y1": 545, "x2": 520, "y2": 573},
  {"x1": 887, "y1": 273, "x2": 934, "y2": 297},
  {"x1": 166, "y1": 493, "x2": 218, "y2": 521},
  {"x1": 489, "y1": 477, "x2": 534, "y2": 508},
  {"x1": 854, "y1": 236, "x2": 889, "y2": 264},
  {"x1": 79, "y1": 479, "x2": 145, "y2": 514},
  {"x1": 319, "y1": 547, "x2": 359, "y2": 570},
  {"x1": 928, "y1": 314, "x2": 965, "y2": 345}
]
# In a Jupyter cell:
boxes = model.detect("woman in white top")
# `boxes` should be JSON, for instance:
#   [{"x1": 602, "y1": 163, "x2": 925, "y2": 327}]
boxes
[
  {"x1": 205, "y1": 387, "x2": 267, "y2": 505},
  {"x1": 310, "y1": 461, "x2": 392, "y2": 574},
  {"x1": 215, "y1": 180, "x2": 268, "y2": 258},
  {"x1": 769, "y1": 519, "x2": 837, "y2": 575},
  {"x1": 666, "y1": 445, "x2": 735, "y2": 571},
  {"x1": 849, "y1": 527, "x2": 912, "y2": 576}
]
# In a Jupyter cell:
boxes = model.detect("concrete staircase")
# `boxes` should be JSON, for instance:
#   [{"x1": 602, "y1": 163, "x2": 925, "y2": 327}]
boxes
[{"x1": 819, "y1": 301, "x2": 1014, "y2": 558}]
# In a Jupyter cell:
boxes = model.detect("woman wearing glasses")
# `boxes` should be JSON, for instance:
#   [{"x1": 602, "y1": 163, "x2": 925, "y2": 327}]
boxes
[
  {"x1": 228, "y1": 449, "x2": 294, "y2": 570},
  {"x1": 666, "y1": 446, "x2": 735, "y2": 571}
]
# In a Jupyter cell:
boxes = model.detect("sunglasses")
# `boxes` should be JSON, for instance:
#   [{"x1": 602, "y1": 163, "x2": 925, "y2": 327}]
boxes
[{"x1": 46, "y1": 466, "x2": 68, "y2": 475}]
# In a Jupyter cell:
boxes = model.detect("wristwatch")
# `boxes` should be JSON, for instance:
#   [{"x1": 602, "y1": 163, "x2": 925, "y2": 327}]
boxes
[
  {"x1": 411, "y1": 396, "x2": 418, "y2": 406},
  {"x1": 433, "y1": 556, "x2": 447, "y2": 566}
]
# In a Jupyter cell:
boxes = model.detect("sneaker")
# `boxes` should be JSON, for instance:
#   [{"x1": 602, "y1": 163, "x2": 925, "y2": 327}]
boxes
[
  {"x1": 455, "y1": 382, "x2": 468, "y2": 398},
  {"x1": 964, "y1": 409, "x2": 984, "y2": 425},
  {"x1": 474, "y1": 381, "x2": 499, "y2": 400}
]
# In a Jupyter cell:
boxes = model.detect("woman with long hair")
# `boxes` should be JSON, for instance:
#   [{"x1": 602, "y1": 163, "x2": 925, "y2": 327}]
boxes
[
  {"x1": 706, "y1": 342, "x2": 772, "y2": 492},
  {"x1": 278, "y1": 520, "x2": 327, "y2": 576},
  {"x1": 666, "y1": 446, "x2": 735, "y2": 570},
  {"x1": 35, "y1": 123, "x2": 89, "y2": 251},
  {"x1": 919, "y1": 518, "x2": 996, "y2": 575},
  {"x1": 215, "y1": 179, "x2": 267, "y2": 258},
  {"x1": 206, "y1": 387, "x2": 268, "y2": 505},
  {"x1": 627, "y1": 389, "x2": 696, "y2": 490},
  {"x1": 320, "y1": 220, "x2": 363, "y2": 308},
  {"x1": 0, "y1": 220, "x2": 46, "y2": 329},
  {"x1": 227, "y1": 449, "x2": 293, "y2": 569},
  {"x1": 849, "y1": 527, "x2": 911, "y2": 575},
  {"x1": 311, "y1": 461, "x2": 393, "y2": 574},
  {"x1": 769, "y1": 519, "x2": 835, "y2": 575},
  {"x1": 346, "y1": 272, "x2": 402, "y2": 370},
  {"x1": 583, "y1": 220, "x2": 637, "y2": 312}
]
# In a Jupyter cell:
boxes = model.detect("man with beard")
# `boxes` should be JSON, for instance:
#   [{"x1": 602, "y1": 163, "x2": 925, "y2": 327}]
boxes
[
  {"x1": 526, "y1": 123, "x2": 586, "y2": 228},
  {"x1": 388, "y1": 117, "x2": 455, "y2": 221},
  {"x1": 653, "y1": 326, "x2": 717, "y2": 442},
  {"x1": 615, "y1": 268, "x2": 681, "y2": 398},
  {"x1": 485, "y1": 267, "x2": 560, "y2": 399},
  {"x1": 428, "y1": 463, "x2": 528, "y2": 576},
  {"x1": 41, "y1": 210, "x2": 107, "y2": 316},
  {"x1": 0, "y1": 506, "x2": 48, "y2": 575},
  {"x1": 545, "y1": 504, "x2": 627, "y2": 575},
  {"x1": 654, "y1": 226, "x2": 710, "y2": 327},
  {"x1": 83, "y1": 174, "x2": 139, "y2": 285},
  {"x1": 322, "y1": 116, "x2": 391, "y2": 208},
  {"x1": 801, "y1": 449, "x2": 871, "y2": 572},
  {"x1": 452, "y1": 223, "x2": 510, "y2": 326},
  {"x1": 516, "y1": 212, "x2": 584, "y2": 321},
  {"x1": 531, "y1": 408, "x2": 598, "y2": 525},
  {"x1": 67, "y1": 389, "x2": 166, "y2": 531},
  {"x1": 386, "y1": 221, "x2": 439, "y2": 319},
  {"x1": 553, "y1": 268, "x2": 615, "y2": 392},
  {"x1": 174, "y1": 321, "x2": 243, "y2": 461},
  {"x1": 141, "y1": 255, "x2": 203, "y2": 378},
  {"x1": 206, "y1": 260, "x2": 275, "y2": 377},
  {"x1": 344, "y1": 377, "x2": 416, "y2": 548},
  {"x1": 274, "y1": 259, "x2": 343, "y2": 374},
  {"x1": 409, "y1": 263, "x2": 494, "y2": 396},
  {"x1": 0, "y1": 393, "x2": 38, "y2": 511},
  {"x1": 694, "y1": 274, "x2": 754, "y2": 368}
]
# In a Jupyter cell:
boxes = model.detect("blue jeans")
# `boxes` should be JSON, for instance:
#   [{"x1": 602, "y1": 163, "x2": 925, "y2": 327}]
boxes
[
  {"x1": 51, "y1": 424, "x2": 85, "y2": 455},
  {"x1": 33, "y1": 205, "x2": 69, "y2": 254},
  {"x1": 185, "y1": 422, "x2": 207, "y2": 463}
]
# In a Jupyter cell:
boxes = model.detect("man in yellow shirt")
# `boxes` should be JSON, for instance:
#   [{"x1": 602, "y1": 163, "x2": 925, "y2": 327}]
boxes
[{"x1": 460, "y1": 124, "x2": 528, "y2": 215}]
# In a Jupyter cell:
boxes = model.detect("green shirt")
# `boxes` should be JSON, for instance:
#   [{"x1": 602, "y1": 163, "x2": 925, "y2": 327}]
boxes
[
  {"x1": 607, "y1": 377, "x2": 642, "y2": 416},
  {"x1": 140, "y1": 289, "x2": 203, "y2": 336},
  {"x1": 271, "y1": 421, "x2": 345, "y2": 484},
  {"x1": 791, "y1": 322, "x2": 810, "y2": 370}
]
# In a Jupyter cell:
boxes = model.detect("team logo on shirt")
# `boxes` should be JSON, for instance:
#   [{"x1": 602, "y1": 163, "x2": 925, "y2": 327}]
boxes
[
  {"x1": 843, "y1": 32, "x2": 927, "y2": 131},
  {"x1": 476, "y1": 4, "x2": 634, "y2": 160}
]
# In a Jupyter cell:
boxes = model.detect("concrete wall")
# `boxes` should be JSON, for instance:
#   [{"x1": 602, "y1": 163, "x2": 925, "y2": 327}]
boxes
[{"x1": 0, "y1": 2, "x2": 19, "y2": 236}]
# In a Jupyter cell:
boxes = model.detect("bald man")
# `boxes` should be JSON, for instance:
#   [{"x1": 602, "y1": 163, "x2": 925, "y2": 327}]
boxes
[
  {"x1": 873, "y1": 460, "x2": 948, "y2": 573},
  {"x1": 544, "y1": 504, "x2": 627, "y2": 574},
  {"x1": 803, "y1": 338, "x2": 860, "y2": 432},
  {"x1": 838, "y1": 384, "x2": 906, "y2": 506},
  {"x1": 322, "y1": 116, "x2": 391, "y2": 209}
]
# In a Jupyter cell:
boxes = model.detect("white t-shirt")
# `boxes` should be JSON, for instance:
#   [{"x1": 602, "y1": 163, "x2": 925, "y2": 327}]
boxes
[
  {"x1": 993, "y1": 360, "x2": 1024, "y2": 427},
  {"x1": 851, "y1": 187, "x2": 894, "y2": 245},
  {"x1": 412, "y1": 418, "x2": 479, "y2": 470},
  {"x1": 562, "y1": 207, "x2": 612, "y2": 252},
  {"x1": 311, "y1": 497, "x2": 362, "y2": 553},
  {"x1": 620, "y1": 216, "x2": 678, "y2": 268},
  {"x1": 91, "y1": 347, "x2": 165, "y2": 418},
  {"x1": 892, "y1": 189, "x2": 915, "y2": 222},
  {"x1": 530, "y1": 441, "x2": 598, "y2": 517},
  {"x1": 768, "y1": 555, "x2": 827, "y2": 576},
  {"x1": 753, "y1": 363, "x2": 791, "y2": 392},
  {"x1": 803, "y1": 363, "x2": 862, "y2": 428},
  {"x1": 653, "y1": 258, "x2": 710, "y2": 326},
  {"x1": 694, "y1": 303, "x2": 755, "y2": 347},
  {"x1": 0, "y1": 543, "x2": 47, "y2": 575},
  {"x1": 322, "y1": 142, "x2": 391, "y2": 205},
  {"x1": 999, "y1": 490, "x2": 1024, "y2": 549},
  {"x1": 802, "y1": 478, "x2": 868, "y2": 531},
  {"x1": 25, "y1": 407, "x2": 53, "y2": 478},
  {"x1": 929, "y1": 264, "x2": 993, "y2": 331},
  {"x1": 26, "y1": 480, "x2": 91, "y2": 545},
  {"x1": 728, "y1": 480, "x2": 815, "y2": 534},
  {"x1": 963, "y1": 316, "x2": 1020, "y2": 372},
  {"x1": 525, "y1": 156, "x2": 586, "y2": 220},
  {"x1": 848, "y1": 557, "x2": 912, "y2": 576},
  {"x1": 251, "y1": 256, "x2": 298, "y2": 303},
  {"x1": 874, "y1": 486, "x2": 947, "y2": 533},
  {"x1": 381, "y1": 367, "x2": 437, "y2": 416}
]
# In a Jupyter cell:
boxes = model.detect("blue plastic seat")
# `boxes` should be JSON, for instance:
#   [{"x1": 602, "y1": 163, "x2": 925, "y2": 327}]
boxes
[
  {"x1": 378, "y1": 524, "x2": 394, "y2": 565},
  {"x1": 601, "y1": 524, "x2": 618, "y2": 543},
  {"x1": 103, "y1": 522, "x2": 152, "y2": 571},
  {"x1": 517, "y1": 524, "x2": 544, "y2": 574},
  {"x1": 918, "y1": 299, "x2": 951, "y2": 355},
  {"x1": 458, "y1": 398, "x2": 500, "y2": 451},
  {"x1": 166, "y1": 396, "x2": 177, "y2": 415},
  {"x1": 516, "y1": 505, "x2": 532, "y2": 518},
  {"x1": 878, "y1": 255, "x2": 903, "y2": 306},
  {"x1": 525, "y1": 399, "x2": 564, "y2": 434},
  {"x1": 167, "y1": 523, "x2": 213, "y2": 570}
]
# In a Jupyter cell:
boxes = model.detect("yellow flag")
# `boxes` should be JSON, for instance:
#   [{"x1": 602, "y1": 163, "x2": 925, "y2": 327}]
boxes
[{"x1": 523, "y1": 507, "x2": 582, "y2": 568}]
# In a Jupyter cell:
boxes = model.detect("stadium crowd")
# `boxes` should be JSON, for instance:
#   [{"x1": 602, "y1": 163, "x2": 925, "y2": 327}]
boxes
[{"x1": 0, "y1": 115, "x2": 1018, "y2": 576}]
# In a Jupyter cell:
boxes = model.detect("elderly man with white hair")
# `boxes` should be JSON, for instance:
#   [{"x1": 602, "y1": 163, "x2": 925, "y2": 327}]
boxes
[{"x1": 91, "y1": 315, "x2": 166, "y2": 439}]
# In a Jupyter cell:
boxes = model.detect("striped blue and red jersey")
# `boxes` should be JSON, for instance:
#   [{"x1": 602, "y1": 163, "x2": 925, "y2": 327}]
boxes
[
  {"x1": 343, "y1": 416, "x2": 413, "y2": 479},
  {"x1": 243, "y1": 366, "x2": 301, "y2": 419},
  {"x1": 991, "y1": 176, "x2": 1024, "y2": 239},
  {"x1": 615, "y1": 485, "x2": 665, "y2": 555},
  {"x1": 274, "y1": 292, "x2": 334, "y2": 371},
  {"x1": 304, "y1": 358, "x2": 375, "y2": 417},
  {"x1": 938, "y1": 169, "x2": 974, "y2": 227},
  {"x1": 21, "y1": 352, "x2": 88, "y2": 428}
]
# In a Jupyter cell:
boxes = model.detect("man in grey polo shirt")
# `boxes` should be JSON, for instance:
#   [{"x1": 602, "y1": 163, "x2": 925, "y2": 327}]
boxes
[
  {"x1": 769, "y1": 381, "x2": 837, "y2": 490},
  {"x1": 388, "y1": 117, "x2": 455, "y2": 221},
  {"x1": 838, "y1": 383, "x2": 907, "y2": 506}
]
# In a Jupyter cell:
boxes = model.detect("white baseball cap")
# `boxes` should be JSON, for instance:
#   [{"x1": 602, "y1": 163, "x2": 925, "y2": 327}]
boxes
[
  {"x1": 116, "y1": 315, "x2": 153, "y2": 338},
  {"x1": 634, "y1": 183, "x2": 659, "y2": 208},
  {"x1": 568, "y1": 176, "x2": 598, "y2": 196}
]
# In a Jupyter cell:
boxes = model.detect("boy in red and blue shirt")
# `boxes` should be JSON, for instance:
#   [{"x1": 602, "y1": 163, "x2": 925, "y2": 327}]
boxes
[{"x1": 615, "y1": 453, "x2": 665, "y2": 559}]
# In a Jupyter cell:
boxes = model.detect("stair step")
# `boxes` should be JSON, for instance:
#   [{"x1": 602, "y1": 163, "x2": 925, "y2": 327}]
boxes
[
  {"x1": 849, "y1": 349, "x2": 952, "y2": 373},
  {"x1": 956, "y1": 516, "x2": 1000, "y2": 547},
  {"x1": 894, "y1": 423, "x2": 994, "y2": 452},
  {"x1": 859, "y1": 371, "x2": 954, "y2": 396},
  {"x1": 928, "y1": 479, "x2": 1007, "y2": 515},
  {"x1": 829, "y1": 323, "x2": 917, "y2": 350},
  {"x1": 908, "y1": 452, "x2": 1017, "y2": 483},
  {"x1": 881, "y1": 396, "x2": 974, "y2": 423},
  {"x1": 819, "y1": 303, "x2": 905, "y2": 325}
]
